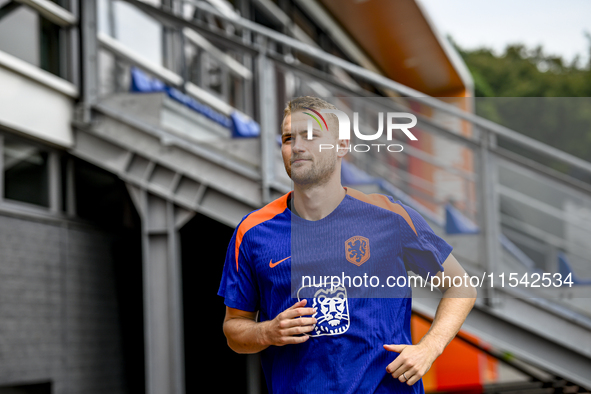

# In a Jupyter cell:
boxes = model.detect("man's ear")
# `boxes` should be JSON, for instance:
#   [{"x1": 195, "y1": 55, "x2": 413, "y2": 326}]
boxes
[{"x1": 336, "y1": 139, "x2": 350, "y2": 158}]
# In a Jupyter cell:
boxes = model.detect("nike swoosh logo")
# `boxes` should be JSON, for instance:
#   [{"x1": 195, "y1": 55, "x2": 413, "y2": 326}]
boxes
[{"x1": 269, "y1": 256, "x2": 291, "y2": 268}]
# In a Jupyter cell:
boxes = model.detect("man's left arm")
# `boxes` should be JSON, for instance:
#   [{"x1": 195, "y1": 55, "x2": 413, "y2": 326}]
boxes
[{"x1": 384, "y1": 253, "x2": 477, "y2": 385}]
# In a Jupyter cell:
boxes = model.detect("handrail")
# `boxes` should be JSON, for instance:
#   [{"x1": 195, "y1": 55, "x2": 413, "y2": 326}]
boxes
[
  {"x1": 111, "y1": 0, "x2": 591, "y2": 240},
  {"x1": 115, "y1": 0, "x2": 591, "y2": 181},
  {"x1": 107, "y1": 0, "x2": 591, "y2": 218},
  {"x1": 112, "y1": 0, "x2": 591, "y2": 200},
  {"x1": 182, "y1": 28, "x2": 253, "y2": 80},
  {"x1": 97, "y1": 33, "x2": 248, "y2": 118},
  {"x1": 172, "y1": 0, "x2": 591, "y2": 177},
  {"x1": 98, "y1": 32, "x2": 184, "y2": 86}
]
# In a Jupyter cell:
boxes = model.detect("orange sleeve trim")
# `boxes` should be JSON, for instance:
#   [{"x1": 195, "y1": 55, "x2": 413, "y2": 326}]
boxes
[
  {"x1": 345, "y1": 187, "x2": 417, "y2": 235},
  {"x1": 235, "y1": 193, "x2": 290, "y2": 271}
]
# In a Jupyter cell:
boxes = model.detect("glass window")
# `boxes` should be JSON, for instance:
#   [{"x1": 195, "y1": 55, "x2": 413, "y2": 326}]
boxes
[
  {"x1": 0, "y1": 3, "x2": 40, "y2": 67},
  {"x1": 3, "y1": 139, "x2": 50, "y2": 207},
  {"x1": 113, "y1": 0, "x2": 163, "y2": 66},
  {"x1": 0, "y1": 1, "x2": 65, "y2": 77}
]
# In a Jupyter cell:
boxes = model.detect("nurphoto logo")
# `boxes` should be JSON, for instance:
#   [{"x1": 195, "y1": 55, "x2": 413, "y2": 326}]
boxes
[{"x1": 305, "y1": 109, "x2": 418, "y2": 153}]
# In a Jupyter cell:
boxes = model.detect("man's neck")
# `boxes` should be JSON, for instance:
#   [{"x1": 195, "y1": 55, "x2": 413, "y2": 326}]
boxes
[{"x1": 291, "y1": 178, "x2": 346, "y2": 221}]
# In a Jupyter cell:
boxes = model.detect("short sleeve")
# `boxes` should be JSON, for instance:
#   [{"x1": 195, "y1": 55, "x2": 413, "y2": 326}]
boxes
[
  {"x1": 217, "y1": 224, "x2": 260, "y2": 312},
  {"x1": 396, "y1": 201, "x2": 453, "y2": 279}
]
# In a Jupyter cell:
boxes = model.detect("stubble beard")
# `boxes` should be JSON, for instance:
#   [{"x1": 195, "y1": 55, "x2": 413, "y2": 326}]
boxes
[{"x1": 287, "y1": 153, "x2": 337, "y2": 187}]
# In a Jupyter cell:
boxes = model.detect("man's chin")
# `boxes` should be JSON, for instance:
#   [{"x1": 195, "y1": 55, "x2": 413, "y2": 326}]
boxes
[{"x1": 290, "y1": 171, "x2": 320, "y2": 186}]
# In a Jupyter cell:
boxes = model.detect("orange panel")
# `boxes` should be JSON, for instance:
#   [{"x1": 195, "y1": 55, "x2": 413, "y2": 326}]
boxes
[{"x1": 411, "y1": 315, "x2": 498, "y2": 392}]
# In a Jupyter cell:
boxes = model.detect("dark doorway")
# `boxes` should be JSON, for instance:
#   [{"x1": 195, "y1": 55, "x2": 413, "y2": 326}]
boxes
[
  {"x1": 74, "y1": 158, "x2": 145, "y2": 394},
  {"x1": 180, "y1": 213, "x2": 255, "y2": 393}
]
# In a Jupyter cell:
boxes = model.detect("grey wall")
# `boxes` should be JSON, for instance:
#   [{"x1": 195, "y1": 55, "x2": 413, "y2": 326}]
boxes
[{"x1": 0, "y1": 212, "x2": 126, "y2": 394}]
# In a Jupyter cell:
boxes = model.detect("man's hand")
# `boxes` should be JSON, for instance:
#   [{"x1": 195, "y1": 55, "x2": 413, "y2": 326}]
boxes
[
  {"x1": 260, "y1": 299, "x2": 317, "y2": 346},
  {"x1": 383, "y1": 343, "x2": 439, "y2": 385},
  {"x1": 223, "y1": 300, "x2": 317, "y2": 354},
  {"x1": 383, "y1": 253, "x2": 477, "y2": 385}
]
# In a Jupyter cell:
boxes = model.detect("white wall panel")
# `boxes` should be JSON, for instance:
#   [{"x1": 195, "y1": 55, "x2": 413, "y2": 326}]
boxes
[{"x1": 0, "y1": 65, "x2": 74, "y2": 147}]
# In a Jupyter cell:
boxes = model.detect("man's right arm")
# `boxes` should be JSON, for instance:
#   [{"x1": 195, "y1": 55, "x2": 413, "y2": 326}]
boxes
[{"x1": 223, "y1": 300, "x2": 317, "y2": 354}]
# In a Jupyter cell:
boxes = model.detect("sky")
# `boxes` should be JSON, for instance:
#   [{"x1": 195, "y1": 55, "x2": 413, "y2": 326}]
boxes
[{"x1": 417, "y1": 0, "x2": 591, "y2": 67}]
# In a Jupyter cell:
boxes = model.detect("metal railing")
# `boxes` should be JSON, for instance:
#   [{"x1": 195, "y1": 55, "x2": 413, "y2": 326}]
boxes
[{"x1": 87, "y1": 0, "x2": 591, "y2": 308}]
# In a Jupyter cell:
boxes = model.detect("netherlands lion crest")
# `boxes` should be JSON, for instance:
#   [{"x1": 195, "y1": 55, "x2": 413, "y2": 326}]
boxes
[{"x1": 345, "y1": 235, "x2": 370, "y2": 266}]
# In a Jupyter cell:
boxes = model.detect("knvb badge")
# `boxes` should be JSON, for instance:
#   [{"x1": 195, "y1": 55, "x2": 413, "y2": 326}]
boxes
[{"x1": 345, "y1": 235, "x2": 370, "y2": 266}]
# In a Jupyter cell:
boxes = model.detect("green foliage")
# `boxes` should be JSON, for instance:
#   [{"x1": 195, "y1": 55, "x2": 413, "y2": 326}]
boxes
[
  {"x1": 449, "y1": 36, "x2": 591, "y2": 177},
  {"x1": 450, "y1": 35, "x2": 591, "y2": 98}
]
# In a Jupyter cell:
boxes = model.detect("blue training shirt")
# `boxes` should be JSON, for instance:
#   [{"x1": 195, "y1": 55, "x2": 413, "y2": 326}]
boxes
[{"x1": 218, "y1": 187, "x2": 453, "y2": 393}]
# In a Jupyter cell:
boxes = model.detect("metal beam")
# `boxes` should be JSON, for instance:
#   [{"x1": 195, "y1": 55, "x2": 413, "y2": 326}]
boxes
[
  {"x1": 71, "y1": 126, "x2": 259, "y2": 227},
  {"x1": 256, "y1": 43, "x2": 276, "y2": 204},
  {"x1": 80, "y1": 0, "x2": 98, "y2": 123},
  {"x1": 130, "y1": 186, "x2": 187, "y2": 394},
  {"x1": 183, "y1": 28, "x2": 252, "y2": 80},
  {"x1": 98, "y1": 32, "x2": 184, "y2": 86},
  {"x1": 478, "y1": 129, "x2": 501, "y2": 302}
]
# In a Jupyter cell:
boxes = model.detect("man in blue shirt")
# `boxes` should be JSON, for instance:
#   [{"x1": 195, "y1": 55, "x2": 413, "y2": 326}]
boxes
[{"x1": 218, "y1": 96, "x2": 477, "y2": 393}]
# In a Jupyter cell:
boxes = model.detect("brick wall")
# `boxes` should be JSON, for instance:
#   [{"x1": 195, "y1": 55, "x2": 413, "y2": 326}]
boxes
[{"x1": 0, "y1": 213, "x2": 126, "y2": 394}]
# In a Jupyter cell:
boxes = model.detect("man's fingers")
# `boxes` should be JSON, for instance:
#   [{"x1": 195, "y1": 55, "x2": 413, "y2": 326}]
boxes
[
  {"x1": 280, "y1": 333, "x2": 310, "y2": 345},
  {"x1": 406, "y1": 373, "x2": 420, "y2": 386},
  {"x1": 288, "y1": 299, "x2": 307, "y2": 309},
  {"x1": 383, "y1": 344, "x2": 428, "y2": 386},
  {"x1": 279, "y1": 316, "x2": 316, "y2": 328},
  {"x1": 395, "y1": 369, "x2": 420, "y2": 386},
  {"x1": 281, "y1": 324, "x2": 315, "y2": 337},
  {"x1": 386, "y1": 360, "x2": 402, "y2": 375},
  {"x1": 384, "y1": 344, "x2": 408, "y2": 374},
  {"x1": 264, "y1": 300, "x2": 319, "y2": 347},
  {"x1": 393, "y1": 365, "x2": 410, "y2": 383},
  {"x1": 282, "y1": 307, "x2": 316, "y2": 320},
  {"x1": 387, "y1": 361, "x2": 415, "y2": 385},
  {"x1": 383, "y1": 344, "x2": 407, "y2": 353}
]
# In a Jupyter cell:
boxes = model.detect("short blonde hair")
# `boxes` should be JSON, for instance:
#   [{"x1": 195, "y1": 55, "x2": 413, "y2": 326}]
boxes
[{"x1": 282, "y1": 96, "x2": 339, "y2": 137}]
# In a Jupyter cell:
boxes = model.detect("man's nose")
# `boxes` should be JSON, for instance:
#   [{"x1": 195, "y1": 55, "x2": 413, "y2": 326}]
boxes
[{"x1": 291, "y1": 134, "x2": 305, "y2": 152}]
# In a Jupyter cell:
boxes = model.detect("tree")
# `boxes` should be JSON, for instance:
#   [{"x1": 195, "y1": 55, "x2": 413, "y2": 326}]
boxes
[{"x1": 449, "y1": 36, "x2": 591, "y2": 178}]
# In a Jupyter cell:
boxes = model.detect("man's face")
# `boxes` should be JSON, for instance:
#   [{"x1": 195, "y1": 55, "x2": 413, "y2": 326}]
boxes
[{"x1": 281, "y1": 111, "x2": 342, "y2": 186}]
